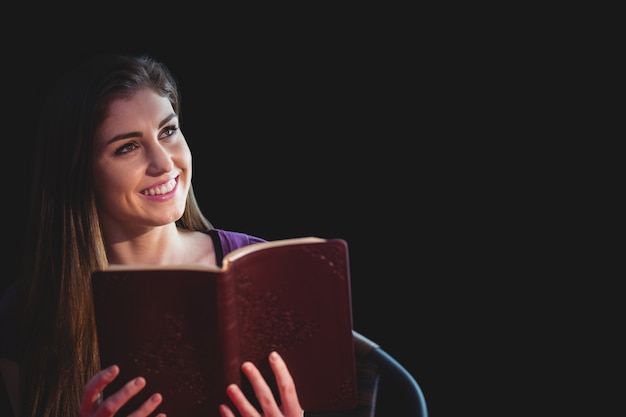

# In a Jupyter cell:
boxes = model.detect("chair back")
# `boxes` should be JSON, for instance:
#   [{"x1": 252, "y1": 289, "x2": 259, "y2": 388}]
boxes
[{"x1": 307, "y1": 330, "x2": 428, "y2": 417}]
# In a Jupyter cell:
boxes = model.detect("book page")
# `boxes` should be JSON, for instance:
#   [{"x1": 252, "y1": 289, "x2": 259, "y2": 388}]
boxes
[{"x1": 224, "y1": 236, "x2": 326, "y2": 263}]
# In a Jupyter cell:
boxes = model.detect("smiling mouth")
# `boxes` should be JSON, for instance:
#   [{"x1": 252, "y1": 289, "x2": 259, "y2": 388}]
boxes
[{"x1": 142, "y1": 178, "x2": 176, "y2": 196}]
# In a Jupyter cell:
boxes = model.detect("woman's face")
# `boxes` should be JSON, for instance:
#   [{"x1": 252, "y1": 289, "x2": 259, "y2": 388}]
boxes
[{"x1": 93, "y1": 88, "x2": 192, "y2": 235}]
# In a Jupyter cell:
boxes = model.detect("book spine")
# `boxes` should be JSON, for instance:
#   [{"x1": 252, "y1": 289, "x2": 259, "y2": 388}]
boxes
[{"x1": 217, "y1": 270, "x2": 241, "y2": 397}]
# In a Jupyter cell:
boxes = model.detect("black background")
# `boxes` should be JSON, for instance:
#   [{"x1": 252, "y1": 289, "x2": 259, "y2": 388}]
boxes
[{"x1": 1, "y1": 12, "x2": 520, "y2": 416}]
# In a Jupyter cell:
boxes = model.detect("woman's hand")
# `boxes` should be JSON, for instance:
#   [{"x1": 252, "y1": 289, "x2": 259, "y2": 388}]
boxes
[
  {"x1": 219, "y1": 351, "x2": 304, "y2": 417},
  {"x1": 79, "y1": 365, "x2": 165, "y2": 417}
]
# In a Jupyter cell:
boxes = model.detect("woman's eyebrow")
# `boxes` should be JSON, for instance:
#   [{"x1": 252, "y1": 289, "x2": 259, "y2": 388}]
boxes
[{"x1": 104, "y1": 113, "x2": 178, "y2": 146}]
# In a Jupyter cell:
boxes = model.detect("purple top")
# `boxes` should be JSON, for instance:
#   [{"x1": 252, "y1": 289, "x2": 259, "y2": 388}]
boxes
[{"x1": 0, "y1": 229, "x2": 265, "y2": 362}]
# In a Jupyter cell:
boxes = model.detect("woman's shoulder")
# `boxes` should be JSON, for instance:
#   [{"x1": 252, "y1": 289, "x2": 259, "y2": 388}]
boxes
[{"x1": 208, "y1": 228, "x2": 266, "y2": 256}]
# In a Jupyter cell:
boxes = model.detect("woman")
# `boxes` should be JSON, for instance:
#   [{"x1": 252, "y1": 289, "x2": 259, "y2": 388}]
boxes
[{"x1": 0, "y1": 54, "x2": 304, "y2": 417}]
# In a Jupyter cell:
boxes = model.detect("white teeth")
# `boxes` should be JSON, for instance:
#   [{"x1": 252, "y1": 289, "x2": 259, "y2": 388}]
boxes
[{"x1": 143, "y1": 178, "x2": 176, "y2": 195}]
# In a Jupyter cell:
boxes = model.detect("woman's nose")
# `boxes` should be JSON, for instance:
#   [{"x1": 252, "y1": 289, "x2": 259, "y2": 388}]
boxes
[{"x1": 146, "y1": 143, "x2": 174, "y2": 175}]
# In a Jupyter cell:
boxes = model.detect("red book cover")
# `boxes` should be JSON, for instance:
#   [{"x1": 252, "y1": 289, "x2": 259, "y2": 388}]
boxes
[{"x1": 91, "y1": 237, "x2": 357, "y2": 416}]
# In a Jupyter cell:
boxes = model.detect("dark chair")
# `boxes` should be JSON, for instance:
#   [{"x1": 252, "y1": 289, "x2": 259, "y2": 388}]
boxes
[
  {"x1": 353, "y1": 330, "x2": 428, "y2": 417},
  {"x1": 307, "y1": 330, "x2": 428, "y2": 417}
]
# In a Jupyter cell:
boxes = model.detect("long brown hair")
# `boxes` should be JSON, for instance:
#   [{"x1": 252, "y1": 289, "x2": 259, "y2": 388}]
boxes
[{"x1": 18, "y1": 54, "x2": 212, "y2": 417}]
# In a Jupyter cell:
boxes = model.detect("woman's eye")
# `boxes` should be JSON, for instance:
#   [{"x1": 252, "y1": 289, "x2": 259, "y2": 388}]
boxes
[
  {"x1": 161, "y1": 126, "x2": 179, "y2": 138},
  {"x1": 114, "y1": 142, "x2": 138, "y2": 155}
]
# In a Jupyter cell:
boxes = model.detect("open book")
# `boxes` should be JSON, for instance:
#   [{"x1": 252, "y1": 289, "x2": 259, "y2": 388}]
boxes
[{"x1": 91, "y1": 237, "x2": 357, "y2": 416}]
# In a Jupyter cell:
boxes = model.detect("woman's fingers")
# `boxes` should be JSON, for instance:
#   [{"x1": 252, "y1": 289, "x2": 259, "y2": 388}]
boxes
[
  {"x1": 268, "y1": 351, "x2": 303, "y2": 417},
  {"x1": 125, "y1": 389, "x2": 164, "y2": 417},
  {"x1": 80, "y1": 365, "x2": 120, "y2": 416},
  {"x1": 240, "y1": 360, "x2": 282, "y2": 416},
  {"x1": 220, "y1": 351, "x2": 304, "y2": 417},
  {"x1": 223, "y1": 381, "x2": 265, "y2": 417},
  {"x1": 98, "y1": 377, "x2": 162, "y2": 416},
  {"x1": 218, "y1": 401, "x2": 238, "y2": 417},
  {"x1": 80, "y1": 365, "x2": 164, "y2": 417}
]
